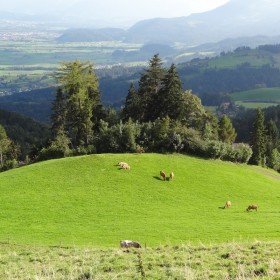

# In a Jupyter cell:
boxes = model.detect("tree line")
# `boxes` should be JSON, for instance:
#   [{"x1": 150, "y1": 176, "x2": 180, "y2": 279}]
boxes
[
  {"x1": 36, "y1": 56, "x2": 252, "y2": 165},
  {"x1": 2, "y1": 55, "x2": 280, "y2": 172}
]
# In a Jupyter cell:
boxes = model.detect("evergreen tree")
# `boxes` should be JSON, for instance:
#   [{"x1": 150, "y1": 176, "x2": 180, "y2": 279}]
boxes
[
  {"x1": 218, "y1": 115, "x2": 237, "y2": 144},
  {"x1": 51, "y1": 87, "x2": 66, "y2": 140},
  {"x1": 266, "y1": 119, "x2": 279, "y2": 168},
  {"x1": 121, "y1": 83, "x2": 141, "y2": 121},
  {"x1": 55, "y1": 60, "x2": 101, "y2": 148},
  {"x1": 250, "y1": 108, "x2": 266, "y2": 166},
  {"x1": 155, "y1": 63, "x2": 182, "y2": 120},
  {"x1": 138, "y1": 54, "x2": 166, "y2": 121}
]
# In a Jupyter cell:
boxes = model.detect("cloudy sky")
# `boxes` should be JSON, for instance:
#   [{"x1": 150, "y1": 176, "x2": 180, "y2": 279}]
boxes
[{"x1": 1, "y1": 0, "x2": 230, "y2": 26}]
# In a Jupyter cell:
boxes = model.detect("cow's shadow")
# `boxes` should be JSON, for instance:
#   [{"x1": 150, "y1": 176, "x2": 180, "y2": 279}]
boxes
[
  {"x1": 218, "y1": 206, "x2": 225, "y2": 209},
  {"x1": 153, "y1": 176, "x2": 162, "y2": 181}
]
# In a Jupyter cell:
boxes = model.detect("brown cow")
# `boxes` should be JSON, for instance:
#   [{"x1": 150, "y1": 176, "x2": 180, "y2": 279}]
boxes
[
  {"x1": 120, "y1": 240, "x2": 142, "y2": 248},
  {"x1": 247, "y1": 204, "x2": 258, "y2": 211},
  {"x1": 224, "y1": 201, "x2": 231, "y2": 209},
  {"x1": 170, "y1": 172, "x2": 174, "y2": 181},
  {"x1": 160, "y1": 171, "x2": 166, "y2": 181}
]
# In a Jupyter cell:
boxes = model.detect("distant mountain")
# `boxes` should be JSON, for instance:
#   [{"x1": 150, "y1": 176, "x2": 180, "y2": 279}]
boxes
[
  {"x1": 57, "y1": 28, "x2": 126, "y2": 42},
  {"x1": 125, "y1": 0, "x2": 280, "y2": 44}
]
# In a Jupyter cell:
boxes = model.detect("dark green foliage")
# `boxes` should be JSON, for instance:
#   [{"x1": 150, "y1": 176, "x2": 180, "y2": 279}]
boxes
[
  {"x1": 121, "y1": 83, "x2": 141, "y2": 121},
  {"x1": 218, "y1": 115, "x2": 237, "y2": 144},
  {"x1": 55, "y1": 60, "x2": 102, "y2": 148},
  {"x1": 180, "y1": 90, "x2": 207, "y2": 128},
  {"x1": 0, "y1": 124, "x2": 20, "y2": 170},
  {"x1": 137, "y1": 54, "x2": 166, "y2": 121},
  {"x1": 250, "y1": 108, "x2": 267, "y2": 166},
  {"x1": 154, "y1": 64, "x2": 182, "y2": 120},
  {"x1": 51, "y1": 87, "x2": 67, "y2": 139},
  {"x1": 0, "y1": 109, "x2": 50, "y2": 159}
]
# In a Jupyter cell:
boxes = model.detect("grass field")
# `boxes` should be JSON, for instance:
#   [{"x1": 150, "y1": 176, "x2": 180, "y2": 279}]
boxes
[
  {"x1": 207, "y1": 49, "x2": 278, "y2": 69},
  {"x1": 230, "y1": 87, "x2": 280, "y2": 108},
  {"x1": 0, "y1": 153, "x2": 280, "y2": 248},
  {"x1": 231, "y1": 87, "x2": 280, "y2": 102},
  {"x1": 0, "y1": 241, "x2": 279, "y2": 279},
  {"x1": 235, "y1": 101, "x2": 277, "y2": 109}
]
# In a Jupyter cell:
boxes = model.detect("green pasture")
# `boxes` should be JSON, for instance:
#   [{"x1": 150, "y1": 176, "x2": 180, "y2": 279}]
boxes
[
  {"x1": 0, "y1": 153, "x2": 279, "y2": 247},
  {"x1": 231, "y1": 87, "x2": 280, "y2": 108},
  {"x1": 0, "y1": 241, "x2": 279, "y2": 279},
  {"x1": 207, "y1": 50, "x2": 274, "y2": 69},
  {"x1": 231, "y1": 87, "x2": 280, "y2": 102},
  {"x1": 235, "y1": 101, "x2": 277, "y2": 109}
]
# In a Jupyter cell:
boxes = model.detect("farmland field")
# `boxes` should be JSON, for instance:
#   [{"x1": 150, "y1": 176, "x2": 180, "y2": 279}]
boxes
[
  {"x1": 0, "y1": 39, "x2": 143, "y2": 93},
  {"x1": 0, "y1": 153, "x2": 279, "y2": 247},
  {"x1": 230, "y1": 87, "x2": 280, "y2": 108}
]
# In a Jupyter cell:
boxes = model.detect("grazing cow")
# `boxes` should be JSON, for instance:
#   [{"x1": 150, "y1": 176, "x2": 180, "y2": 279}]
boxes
[
  {"x1": 122, "y1": 164, "x2": 130, "y2": 170},
  {"x1": 120, "y1": 240, "x2": 142, "y2": 248},
  {"x1": 224, "y1": 201, "x2": 231, "y2": 209},
  {"x1": 247, "y1": 204, "x2": 258, "y2": 211},
  {"x1": 117, "y1": 162, "x2": 128, "y2": 167},
  {"x1": 160, "y1": 171, "x2": 166, "y2": 181},
  {"x1": 170, "y1": 172, "x2": 174, "y2": 181}
]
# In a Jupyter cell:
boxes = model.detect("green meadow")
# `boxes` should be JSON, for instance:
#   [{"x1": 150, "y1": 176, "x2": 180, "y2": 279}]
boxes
[
  {"x1": 0, "y1": 153, "x2": 280, "y2": 248},
  {"x1": 0, "y1": 241, "x2": 279, "y2": 279},
  {"x1": 231, "y1": 87, "x2": 280, "y2": 108}
]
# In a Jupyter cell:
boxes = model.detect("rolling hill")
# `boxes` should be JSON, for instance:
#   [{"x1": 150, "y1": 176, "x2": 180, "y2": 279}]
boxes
[{"x1": 1, "y1": 153, "x2": 280, "y2": 247}]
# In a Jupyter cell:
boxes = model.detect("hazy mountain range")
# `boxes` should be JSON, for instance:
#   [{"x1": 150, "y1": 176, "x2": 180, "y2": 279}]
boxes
[
  {"x1": 1, "y1": 0, "x2": 280, "y2": 46},
  {"x1": 124, "y1": 0, "x2": 280, "y2": 44}
]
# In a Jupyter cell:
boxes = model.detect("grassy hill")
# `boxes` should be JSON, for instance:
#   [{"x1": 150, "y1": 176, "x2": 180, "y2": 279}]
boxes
[{"x1": 1, "y1": 153, "x2": 280, "y2": 247}]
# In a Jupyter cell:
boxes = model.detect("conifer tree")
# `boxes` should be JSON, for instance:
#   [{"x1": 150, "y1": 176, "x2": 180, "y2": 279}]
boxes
[
  {"x1": 266, "y1": 119, "x2": 279, "y2": 168},
  {"x1": 121, "y1": 83, "x2": 141, "y2": 121},
  {"x1": 250, "y1": 108, "x2": 266, "y2": 166},
  {"x1": 218, "y1": 115, "x2": 237, "y2": 144},
  {"x1": 55, "y1": 60, "x2": 101, "y2": 148},
  {"x1": 138, "y1": 54, "x2": 166, "y2": 121},
  {"x1": 155, "y1": 63, "x2": 182, "y2": 120},
  {"x1": 51, "y1": 87, "x2": 66, "y2": 139}
]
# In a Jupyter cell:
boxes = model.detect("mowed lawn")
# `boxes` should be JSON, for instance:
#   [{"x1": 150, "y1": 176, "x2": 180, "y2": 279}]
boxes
[{"x1": 0, "y1": 153, "x2": 280, "y2": 247}]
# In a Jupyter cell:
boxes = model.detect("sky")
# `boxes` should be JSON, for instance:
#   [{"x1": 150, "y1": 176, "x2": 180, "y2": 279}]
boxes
[{"x1": 0, "y1": 0, "x2": 230, "y2": 27}]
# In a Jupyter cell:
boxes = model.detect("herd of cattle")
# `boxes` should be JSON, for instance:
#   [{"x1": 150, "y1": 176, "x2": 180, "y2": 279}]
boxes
[{"x1": 117, "y1": 162, "x2": 258, "y2": 249}]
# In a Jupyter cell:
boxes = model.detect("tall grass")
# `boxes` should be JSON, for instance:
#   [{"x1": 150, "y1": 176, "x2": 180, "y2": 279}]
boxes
[{"x1": 0, "y1": 241, "x2": 279, "y2": 279}]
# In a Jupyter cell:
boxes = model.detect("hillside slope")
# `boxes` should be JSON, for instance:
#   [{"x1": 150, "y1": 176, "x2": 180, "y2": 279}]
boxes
[{"x1": 0, "y1": 153, "x2": 280, "y2": 247}]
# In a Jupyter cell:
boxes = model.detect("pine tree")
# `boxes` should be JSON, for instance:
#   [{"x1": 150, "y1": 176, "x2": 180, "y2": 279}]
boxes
[
  {"x1": 121, "y1": 83, "x2": 141, "y2": 121},
  {"x1": 51, "y1": 88, "x2": 66, "y2": 139},
  {"x1": 155, "y1": 63, "x2": 182, "y2": 120},
  {"x1": 250, "y1": 108, "x2": 267, "y2": 166},
  {"x1": 138, "y1": 54, "x2": 166, "y2": 121},
  {"x1": 55, "y1": 60, "x2": 101, "y2": 148},
  {"x1": 266, "y1": 119, "x2": 279, "y2": 168},
  {"x1": 218, "y1": 115, "x2": 237, "y2": 144}
]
